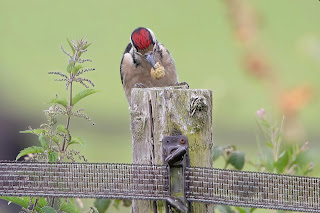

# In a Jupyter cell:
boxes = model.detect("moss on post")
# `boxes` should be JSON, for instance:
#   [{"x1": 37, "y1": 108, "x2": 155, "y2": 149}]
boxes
[{"x1": 130, "y1": 87, "x2": 213, "y2": 213}]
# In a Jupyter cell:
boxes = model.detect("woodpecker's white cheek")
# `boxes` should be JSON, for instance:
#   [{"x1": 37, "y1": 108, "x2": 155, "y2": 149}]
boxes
[
  {"x1": 147, "y1": 28, "x2": 157, "y2": 44},
  {"x1": 122, "y1": 53, "x2": 134, "y2": 66}
]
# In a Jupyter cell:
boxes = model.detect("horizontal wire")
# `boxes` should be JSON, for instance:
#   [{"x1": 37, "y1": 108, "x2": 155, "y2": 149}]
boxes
[{"x1": 1, "y1": 161, "x2": 320, "y2": 212}]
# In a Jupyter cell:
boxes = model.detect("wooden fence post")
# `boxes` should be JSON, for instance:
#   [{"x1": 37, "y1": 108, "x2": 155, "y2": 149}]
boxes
[{"x1": 130, "y1": 87, "x2": 213, "y2": 213}]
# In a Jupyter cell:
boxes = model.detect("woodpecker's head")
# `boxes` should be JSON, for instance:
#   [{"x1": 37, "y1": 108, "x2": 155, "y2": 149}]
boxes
[{"x1": 130, "y1": 27, "x2": 157, "y2": 69}]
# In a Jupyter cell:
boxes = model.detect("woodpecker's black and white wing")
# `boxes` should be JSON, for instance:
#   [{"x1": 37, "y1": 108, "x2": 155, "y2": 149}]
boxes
[
  {"x1": 120, "y1": 43, "x2": 133, "y2": 85},
  {"x1": 120, "y1": 43, "x2": 143, "y2": 103}
]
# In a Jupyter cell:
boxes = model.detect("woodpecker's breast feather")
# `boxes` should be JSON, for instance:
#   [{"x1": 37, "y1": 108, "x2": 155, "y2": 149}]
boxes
[{"x1": 150, "y1": 62, "x2": 165, "y2": 80}]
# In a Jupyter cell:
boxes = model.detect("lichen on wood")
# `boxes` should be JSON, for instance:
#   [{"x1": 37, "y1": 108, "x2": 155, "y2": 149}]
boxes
[{"x1": 130, "y1": 86, "x2": 213, "y2": 213}]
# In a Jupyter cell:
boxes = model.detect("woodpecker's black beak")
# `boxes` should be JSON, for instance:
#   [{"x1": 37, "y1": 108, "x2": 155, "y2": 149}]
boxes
[{"x1": 145, "y1": 52, "x2": 156, "y2": 69}]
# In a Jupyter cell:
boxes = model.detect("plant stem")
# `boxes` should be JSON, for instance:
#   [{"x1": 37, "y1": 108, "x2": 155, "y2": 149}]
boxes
[
  {"x1": 61, "y1": 48, "x2": 78, "y2": 152},
  {"x1": 50, "y1": 197, "x2": 55, "y2": 207},
  {"x1": 62, "y1": 79, "x2": 73, "y2": 152},
  {"x1": 32, "y1": 198, "x2": 39, "y2": 213}
]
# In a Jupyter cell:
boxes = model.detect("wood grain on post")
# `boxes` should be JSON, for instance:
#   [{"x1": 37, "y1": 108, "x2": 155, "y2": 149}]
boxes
[{"x1": 130, "y1": 86, "x2": 213, "y2": 213}]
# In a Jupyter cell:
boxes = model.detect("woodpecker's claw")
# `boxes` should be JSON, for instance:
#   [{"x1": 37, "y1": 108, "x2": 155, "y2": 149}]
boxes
[
  {"x1": 175, "y1": 81, "x2": 189, "y2": 89},
  {"x1": 134, "y1": 83, "x2": 146, "y2": 88}
]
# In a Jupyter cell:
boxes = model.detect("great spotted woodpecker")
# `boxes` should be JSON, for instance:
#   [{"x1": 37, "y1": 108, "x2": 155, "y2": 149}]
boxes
[{"x1": 120, "y1": 27, "x2": 183, "y2": 104}]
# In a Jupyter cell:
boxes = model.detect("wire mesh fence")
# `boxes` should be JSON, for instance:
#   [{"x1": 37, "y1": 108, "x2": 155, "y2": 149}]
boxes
[
  {"x1": 0, "y1": 161, "x2": 319, "y2": 212},
  {"x1": 0, "y1": 161, "x2": 168, "y2": 200}
]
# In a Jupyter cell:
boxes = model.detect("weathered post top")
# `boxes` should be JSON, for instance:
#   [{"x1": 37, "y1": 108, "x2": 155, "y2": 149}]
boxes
[{"x1": 130, "y1": 87, "x2": 213, "y2": 213}]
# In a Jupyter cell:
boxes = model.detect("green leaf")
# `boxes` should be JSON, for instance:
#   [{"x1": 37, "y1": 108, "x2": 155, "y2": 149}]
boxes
[
  {"x1": 72, "y1": 89, "x2": 99, "y2": 106},
  {"x1": 250, "y1": 208, "x2": 257, "y2": 213},
  {"x1": 227, "y1": 151, "x2": 245, "y2": 170},
  {"x1": 20, "y1": 128, "x2": 44, "y2": 135},
  {"x1": 275, "y1": 150, "x2": 289, "y2": 173},
  {"x1": 69, "y1": 137, "x2": 86, "y2": 147},
  {"x1": 229, "y1": 145, "x2": 237, "y2": 151},
  {"x1": 52, "y1": 136, "x2": 59, "y2": 144},
  {"x1": 56, "y1": 125, "x2": 70, "y2": 141},
  {"x1": 37, "y1": 197, "x2": 48, "y2": 208},
  {"x1": 68, "y1": 198, "x2": 75, "y2": 204},
  {"x1": 16, "y1": 146, "x2": 44, "y2": 160},
  {"x1": 67, "y1": 63, "x2": 73, "y2": 73},
  {"x1": 265, "y1": 152, "x2": 274, "y2": 172},
  {"x1": 41, "y1": 206, "x2": 57, "y2": 213},
  {"x1": 39, "y1": 133, "x2": 49, "y2": 149},
  {"x1": 213, "y1": 146, "x2": 224, "y2": 161},
  {"x1": 90, "y1": 207, "x2": 99, "y2": 213},
  {"x1": 94, "y1": 199, "x2": 112, "y2": 213},
  {"x1": 56, "y1": 125, "x2": 68, "y2": 134},
  {"x1": 266, "y1": 141, "x2": 273, "y2": 149},
  {"x1": 234, "y1": 207, "x2": 250, "y2": 213},
  {"x1": 0, "y1": 196, "x2": 29, "y2": 208},
  {"x1": 122, "y1": 199, "x2": 132, "y2": 207},
  {"x1": 50, "y1": 97, "x2": 68, "y2": 108},
  {"x1": 67, "y1": 38, "x2": 75, "y2": 54},
  {"x1": 215, "y1": 205, "x2": 234, "y2": 213},
  {"x1": 60, "y1": 199, "x2": 82, "y2": 213},
  {"x1": 81, "y1": 42, "x2": 92, "y2": 50},
  {"x1": 276, "y1": 132, "x2": 282, "y2": 143},
  {"x1": 71, "y1": 65, "x2": 83, "y2": 75},
  {"x1": 0, "y1": 197, "x2": 48, "y2": 212},
  {"x1": 48, "y1": 151, "x2": 58, "y2": 162},
  {"x1": 113, "y1": 199, "x2": 121, "y2": 209}
]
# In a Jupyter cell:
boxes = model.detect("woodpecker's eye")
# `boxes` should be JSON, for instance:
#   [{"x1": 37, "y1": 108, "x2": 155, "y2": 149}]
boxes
[{"x1": 131, "y1": 27, "x2": 153, "y2": 50}]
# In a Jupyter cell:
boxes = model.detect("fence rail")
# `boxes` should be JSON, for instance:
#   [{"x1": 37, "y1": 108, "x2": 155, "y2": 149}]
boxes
[{"x1": 0, "y1": 161, "x2": 319, "y2": 212}]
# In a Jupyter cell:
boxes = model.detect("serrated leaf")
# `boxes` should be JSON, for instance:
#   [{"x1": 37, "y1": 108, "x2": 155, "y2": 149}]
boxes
[
  {"x1": 275, "y1": 150, "x2": 289, "y2": 173},
  {"x1": 41, "y1": 206, "x2": 57, "y2": 213},
  {"x1": 72, "y1": 65, "x2": 83, "y2": 75},
  {"x1": 0, "y1": 196, "x2": 29, "y2": 208},
  {"x1": 213, "y1": 146, "x2": 224, "y2": 161},
  {"x1": 48, "y1": 151, "x2": 58, "y2": 162},
  {"x1": 72, "y1": 89, "x2": 99, "y2": 106},
  {"x1": 67, "y1": 63, "x2": 73, "y2": 73},
  {"x1": 94, "y1": 199, "x2": 111, "y2": 213},
  {"x1": 60, "y1": 199, "x2": 82, "y2": 213},
  {"x1": 67, "y1": 38, "x2": 75, "y2": 54},
  {"x1": 69, "y1": 137, "x2": 86, "y2": 146},
  {"x1": 39, "y1": 133, "x2": 49, "y2": 149},
  {"x1": 49, "y1": 97, "x2": 68, "y2": 108},
  {"x1": 20, "y1": 128, "x2": 44, "y2": 135},
  {"x1": 16, "y1": 146, "x2": 44, "y2": 160},
  {"x1": 227, "y1": 151, "x2": 245, "y2": 170}
]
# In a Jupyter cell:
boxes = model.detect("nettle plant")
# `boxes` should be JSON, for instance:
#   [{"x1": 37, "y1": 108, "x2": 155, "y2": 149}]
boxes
[
  {"x1": 0, "y1": 38, "x2": 100, "y2": 213},
  {"x1": 214, "y1": 108, "x2": 314, "y2": 213}
]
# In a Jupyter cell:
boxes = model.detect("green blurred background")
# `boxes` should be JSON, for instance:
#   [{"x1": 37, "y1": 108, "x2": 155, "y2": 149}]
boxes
[{"x1": 0, "y1": 0, "x2": 320, "y2": 212}]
